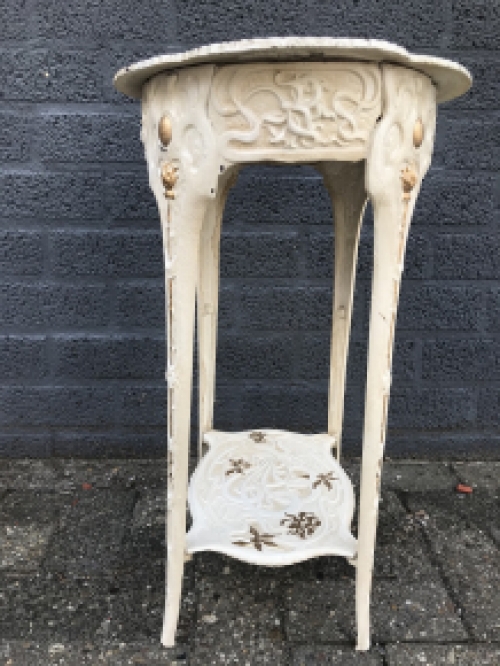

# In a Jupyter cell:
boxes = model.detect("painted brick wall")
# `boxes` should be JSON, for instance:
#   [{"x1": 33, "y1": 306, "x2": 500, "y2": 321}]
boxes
[{"x1": 1, "y1": 1, "x2": 499, "y2": 458}]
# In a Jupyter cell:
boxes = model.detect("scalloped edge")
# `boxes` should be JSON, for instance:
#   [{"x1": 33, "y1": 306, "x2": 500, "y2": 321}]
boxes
[{"x1": 113, "y1": 37, "x2": 471, "y2": 104}]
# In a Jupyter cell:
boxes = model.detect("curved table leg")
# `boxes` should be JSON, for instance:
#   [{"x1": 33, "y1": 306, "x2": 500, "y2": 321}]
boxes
[
  {"x1": 162, "y1": 195, "x2": 204, "y2": 647},
  {"x1": 317, "y1": 161, "x2": 367, "y2": 461},
  {"x1": 355, "y1": 65, "x2": 436, "y2": 651},
  {"x1": 197, "y1": 167, "x2": 239, "y2": 459},
  {"x1": 138, "y1": 64, "x2": 230, "y2": 647}
]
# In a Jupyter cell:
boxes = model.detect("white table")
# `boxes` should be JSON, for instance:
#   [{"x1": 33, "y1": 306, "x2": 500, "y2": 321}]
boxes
[{"x1": 114, "y1": 37, "x2": 471, "y2": 651}]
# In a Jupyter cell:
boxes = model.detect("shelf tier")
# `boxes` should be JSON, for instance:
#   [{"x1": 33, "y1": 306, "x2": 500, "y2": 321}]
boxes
[{"x1": 186, "y1": 429, "x2": 357, "y2": 566}]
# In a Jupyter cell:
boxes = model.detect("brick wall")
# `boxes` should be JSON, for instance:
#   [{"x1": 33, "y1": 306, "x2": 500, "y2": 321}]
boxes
[{"x1": 1, "y1": 1, "x2": 499, "y2": 458}]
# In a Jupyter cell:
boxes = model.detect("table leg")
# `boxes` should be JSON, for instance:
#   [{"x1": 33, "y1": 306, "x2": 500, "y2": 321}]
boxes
[
  {"x1": 197, "y1": 168, "x2": 239, "y2": 459},
  {"x1": 355, "y1": 65, "x2": 436, "y2": 651},
  {"x1": 162, "y1": 197, "x2": 204, "y2": 647},
  {"x1": 318, "y1": 161, "x2": 367, "y2": 461}
]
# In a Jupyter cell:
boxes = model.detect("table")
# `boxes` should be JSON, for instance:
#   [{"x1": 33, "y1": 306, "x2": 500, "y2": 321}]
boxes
[{"x1": 114, "y1": 37, "x2": 471, "y2": 651}]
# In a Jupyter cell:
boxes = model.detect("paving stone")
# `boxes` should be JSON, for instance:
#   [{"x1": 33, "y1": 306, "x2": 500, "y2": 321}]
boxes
[
  {"x1": 0, "y1": 460, "x2": 57, "y2": 491},
  {"x1": 452, "y1": 462, "x2": 500, "y2": 493},
  {"x1": 0, "y1": 491, "x2": 66, "y2": 572},
  {"x1": 0, "y1": 524, "x2": 55, "y2": 572},
  {"x1": 97, "y1": 643, "x2": 189, "y2": 665},
  {"x1": 386, "y1": 643, "x2": 500, "y2": 665},
  {"x1": 132, "y1": 488, "x2": 166, "y2": 530},
  {"x1": 51, "y1": 459, "x2": 167, "y2": 492},
  {"x1": 406, "y1": 492, "x2": 500, "y2": 640},
  {"x1": 191, "y1": 576, "x2": 287, "y2": 665},
  {"x1": 372, "y1": 578, "x2": 467, "y2": 643},
  {"x1": 103, "y1": 561, "x2": 195, "y2": 645},
  {"x1": 285, "y1": 579, "x2": 356, "y2": 643},
  {"x1": 125, "y1": 524, "x2": 165, "y2": 571},
  {"x1": 375, "y1": 492, "x2": 437, "y2": 580},
  {"x1": 285, "y1": 577, "x2": 466, "y2": 643},
  {"x1": 0, "y1": 490, "x2": 63, "y2": 525},
  {"x1": 0, "y1": 641, "x2": 103, "y2": 665},
  {"x1": 43, "y1": 489, "x2": 136, "y2": 576},
  {"x1": 382, "y1": 462, "x2": 458, "y2": 492},
  {"x1": 0, "y1": 574, "x2": 109, "y2": 643},
  {"x1": 0, "y1": 641, "x2": 188, "y2": 665},
  {"x1": 292, "y1": 645, "x2": 383, "y2": 665}
]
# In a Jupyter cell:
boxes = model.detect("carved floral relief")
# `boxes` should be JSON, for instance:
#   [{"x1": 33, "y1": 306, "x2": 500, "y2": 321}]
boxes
[{"x1": 209, "y1": 63, "x2": 382, "y2": 161}]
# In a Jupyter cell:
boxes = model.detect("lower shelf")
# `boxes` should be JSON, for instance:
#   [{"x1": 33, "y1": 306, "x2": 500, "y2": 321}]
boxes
[{"x1": 186, "y1": 429, "x2": 357, "y2": 566}]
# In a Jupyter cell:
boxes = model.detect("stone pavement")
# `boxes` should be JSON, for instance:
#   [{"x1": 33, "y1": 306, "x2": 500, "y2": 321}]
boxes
[{"x1": 0, "y1": 458, "x2": 499, "y2": 665}]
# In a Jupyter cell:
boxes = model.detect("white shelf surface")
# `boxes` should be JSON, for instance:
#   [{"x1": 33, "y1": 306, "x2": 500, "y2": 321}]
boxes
[{"x1": 186, "y1": 429, "x2": 357, "y2": 565}]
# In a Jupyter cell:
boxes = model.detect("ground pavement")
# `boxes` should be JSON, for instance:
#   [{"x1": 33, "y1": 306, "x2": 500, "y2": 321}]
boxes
[{"x1": 0, "y1": 458, "x2": 499, "y2": 665}]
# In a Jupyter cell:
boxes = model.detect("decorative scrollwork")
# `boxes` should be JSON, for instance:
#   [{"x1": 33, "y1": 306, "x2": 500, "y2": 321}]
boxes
[{"x1": 209, "y1": 62, "x2": 381, "y2": 161}]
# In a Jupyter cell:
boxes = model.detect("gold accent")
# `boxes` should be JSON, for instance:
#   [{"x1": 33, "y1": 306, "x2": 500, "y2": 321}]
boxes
[
  {"x1": 401, "y1": 165, "x2": 418, "y2": 201},
  {"x1": 158, "y1": 115, "x2": 172, "y2": 146},
  {"x1": 161, "y1": 163, "x2": 179, "y2": 199},
  {"x1": 413, "y1": 118, "x2": 424, "y2": 148}
]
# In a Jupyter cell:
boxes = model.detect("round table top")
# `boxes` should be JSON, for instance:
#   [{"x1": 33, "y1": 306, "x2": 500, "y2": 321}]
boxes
[{"x1": 114, "y1": 37, "x2": 471, "y2": 104}]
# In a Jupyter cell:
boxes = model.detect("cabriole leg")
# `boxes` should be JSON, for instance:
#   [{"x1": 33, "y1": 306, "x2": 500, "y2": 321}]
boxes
[
  {"x1": 317, "y1": 161, "x2": 367, "y2": 461},
  {"x1": 162, "y1": 198, "x2": 203, "y2": 647},
  {"x1": 356, "y1": 65, "x2": 437, "y2": 651},
  {"x1": 139, "y1": 64, "x2": 228, "y2": 647}
]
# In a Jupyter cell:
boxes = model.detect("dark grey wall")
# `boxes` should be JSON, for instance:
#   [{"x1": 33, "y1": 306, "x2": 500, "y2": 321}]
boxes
[{"x1": 1, "y1": 1, "x2": 499, "y2": 458}]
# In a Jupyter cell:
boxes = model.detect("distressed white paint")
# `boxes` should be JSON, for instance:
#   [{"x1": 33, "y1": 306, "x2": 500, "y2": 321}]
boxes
[{"x1": 129, "y1": 45, "x2": 467, "y2": 651}]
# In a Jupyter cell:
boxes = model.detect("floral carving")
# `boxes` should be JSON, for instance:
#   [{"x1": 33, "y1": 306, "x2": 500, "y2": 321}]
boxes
[
  {"x1": 209, "y1": 63, "x2": 381, "y2": 161},
  {"x1": 280, "y1": 512, "x2": 321, "y2": 539},
  {"x1": 226, "y1": 458, "x2": 251, "y2": 476},
  {"x1": 232, "y1": 525, "x2": 279, "y2": 551},
  {"x1": 312, "y1": 471, "x2": 338, "y2": 490}
]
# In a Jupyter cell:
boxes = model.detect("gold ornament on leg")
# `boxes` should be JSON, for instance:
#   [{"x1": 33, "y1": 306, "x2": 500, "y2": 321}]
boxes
[
  {"x1": 401, "y1": 165, "x2": 418, "y2": 201},
  {"x1": 158, "y1": 115, "x2": 173, "y2": 146},
  {"x1": 161, "y1": 163, "x2": 179, "y2": 199},
  {"x1": 413, "y1": 118, "x2": 424, "y2": 148}
]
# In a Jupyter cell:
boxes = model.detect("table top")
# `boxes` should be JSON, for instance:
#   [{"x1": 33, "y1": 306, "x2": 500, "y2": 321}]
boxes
[{"x1": 114, "y1": 37, "x2": 471, "y2": 104}]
